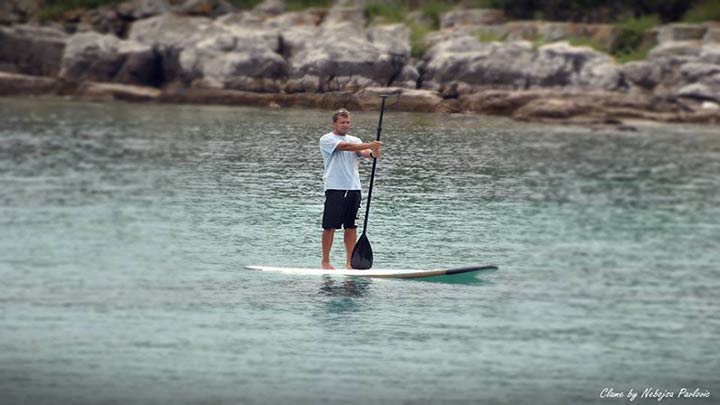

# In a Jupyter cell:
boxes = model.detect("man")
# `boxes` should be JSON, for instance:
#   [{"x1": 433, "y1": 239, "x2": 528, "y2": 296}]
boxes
[{"x1": 319, "y1": 108, "x2": 382, "y2": 269}]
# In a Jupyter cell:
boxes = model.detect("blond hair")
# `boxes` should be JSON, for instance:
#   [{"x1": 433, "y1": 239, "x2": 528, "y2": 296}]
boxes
[{"x1": 332, "y1": 108, "x2": 350, "y2": 122}]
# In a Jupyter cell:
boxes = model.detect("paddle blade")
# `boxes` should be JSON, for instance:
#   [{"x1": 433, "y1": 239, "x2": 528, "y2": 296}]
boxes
[{"x1": 350, "y1": 233, "x2": 373, "y2": 269}]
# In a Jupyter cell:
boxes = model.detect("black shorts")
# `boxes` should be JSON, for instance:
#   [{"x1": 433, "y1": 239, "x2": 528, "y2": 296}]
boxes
[{"x1": 322, "y1": 189, "x2": 361, "y2": 230}]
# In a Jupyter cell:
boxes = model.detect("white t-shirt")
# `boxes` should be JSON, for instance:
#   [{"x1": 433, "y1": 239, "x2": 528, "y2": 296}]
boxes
[{"x1": 319, "y1": 132, "x2": 362, "y2": 191}]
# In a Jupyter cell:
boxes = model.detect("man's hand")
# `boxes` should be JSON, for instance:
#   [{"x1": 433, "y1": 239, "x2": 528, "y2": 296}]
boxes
[{"x1": 368, "y1": 141, "x2": 383, "y2": 151}]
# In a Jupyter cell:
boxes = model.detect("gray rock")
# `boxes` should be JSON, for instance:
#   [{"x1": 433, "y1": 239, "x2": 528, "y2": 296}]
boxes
[
  {"x1": 356, "y1": 87, "x2": 442, "y2": 112},
  {"x1": 179, "y1": 29, "x2": 286, "y2": 91},
  {"x1": 460, "y1": 89, "x2": 547, "y2": 114},
  {"x1": 253, "y1": 0, "x2": 285, "y2": 15},
  {"x1": 130, "y1": 13, "x2": 286, "y2": 90},
  {"x1": 680, "y1": 62, "x2": 720, "y2": 82},
  {"x1": 128, "y1": 13, "x2": 224, "y2": 82},
  {"x1": 423, "y1": 35, "x2": 621, "y2": 93},
  {"x1": 323, "y1": 6, "x2": 366, "y2": 27},
  {"x1": 75, "y1": 81, "x2": 161, "y2": 102},
  {"x1": 393, "y1": 64, "x2": 419, "y2": 88},
  {"x1": 75, "y1": 5, "x2": 126, "y2": 36},
  {"x1": 280, "y1": 26, "x2": 320, "y2": 58},
  {"x1": 656, "y1": 24, "x2": 707, "y2": 44},
  {"x1": 0, "y1": 0, "x2": 42, "y2": 24},
  {"x1": 0, "y1": 24, "x2": 67, "y2": 77},
  {"x1": 704, "y1": 27, "x2": 720, "y2": 44},
  {"x1": 648, "y1": 41, "x2": 702, "y2": 61},
  {"x1": 263, "y1": 9, "x2": 324, "y2": 28},
  {"x1": 530, "y1": 42, "x2": 619, "y2": 90},
  {"x1": 424, "y1": 27, "x2": 476, "y2": 47},
  {"x1": 282, "y1": 21, "x2": 411, "y2": 92},
  {"x1": 700, "y1": 44, "x2": 720, "y2": 64},
  {"x1": 621, "y1": 61, "x2": 661, "y2": 89},
  {"x1": 368, "y1": 24, "x2": 410, "y2": 57},
  {"x1": 60, "y1": 32, "x2": 160, "y2": 86},
  {"x1": 128, "y1": 13, "x2": 220, "y2": 49},
  {"x1": 423, "y1": 36, "x2": 533, "y2": 91},
  {"x1": 216, "y1": 11, "x2": 266, "y2": 29},
  {"x1": 577, "y1": 61, "x2": 623, "y2": 91},
  {"x1": 0, "y1": 71, "x2": 58, "y2": 95},
  {"x1": 440, "y1": 8, "x2": 505, "y2": 29},
  {"x1": 287, "y1": 31, "x2": 402, "y2": 92},
  {"x1": 676, "y1": 82, "x2": 720, "y2": 103}
]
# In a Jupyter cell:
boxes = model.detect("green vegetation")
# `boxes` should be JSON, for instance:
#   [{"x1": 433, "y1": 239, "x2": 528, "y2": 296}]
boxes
[
  {"x1": 227, "y1": 0, "x2": 264, "y2": 9},
  {"x1": 418, "y1": 1, "x2": 454, "y2": 28},
  {"x1": 567, "y1": 37, "x2": 606, "y2": 53},
  {"x1": 612, "y1": 14, "x2": 660, "y2": 63},
  {"x1": 285, "y1": 0, "x2": 332, "y2": 12},
  {"x1": 366, "y1": 2, "x2": 407, "y2": 23},
  {"x1": 34, "y1": 0, "x2": 716, "y2": 25},
  {"x1": 522, "y1": 15, "x2": 656, "y2": 64},
  {"x1": 490, "y1": 0, "x2": 695, "y2": 23},
  {"x1": 475, "y1": 30, "x2": 503, "y2": 43},
  {"x1": 614, "y1": 42, "x2": 655, "y2": 64},
  {"x1": 37, "y1": 0, "x2": 119, "y2": 22},
  {"x1": 530, "y1": 34, "x2": 545, "y2": 50},
  {"x1": 366, "y1": 0, "x2": 455, "y2": 28},
  {"x1": 409, "y1": 23, "x2": 432, "y2": 57},
  {"x1": 682, "y1": 0, "x2": 720, "y2": 22}
]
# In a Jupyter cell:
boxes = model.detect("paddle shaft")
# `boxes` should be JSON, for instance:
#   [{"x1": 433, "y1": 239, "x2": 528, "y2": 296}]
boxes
[{"x1": 361, "y1": 96, "x2": 387, "y2": 233}]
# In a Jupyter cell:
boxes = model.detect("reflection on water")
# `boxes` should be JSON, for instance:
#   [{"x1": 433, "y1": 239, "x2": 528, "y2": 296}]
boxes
[
  {"x1": 315, "y1": 276, "x2": 373, "y2": 319},
  {"x1": 318, "y1": 276, "x2": 372, "y2": 299},
  {"x1": 410, "y1": 271, "x2": 498, "y2": 285}
]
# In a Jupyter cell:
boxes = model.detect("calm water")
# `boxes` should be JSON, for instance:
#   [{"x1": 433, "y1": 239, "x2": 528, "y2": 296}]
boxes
[{"x1": 1, "y1": 97, "x2": 719, "y2": 404}]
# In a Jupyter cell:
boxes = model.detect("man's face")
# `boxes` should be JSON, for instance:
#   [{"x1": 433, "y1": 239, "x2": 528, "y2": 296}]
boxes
[{"x1": 333, "y1": 115, "x2": 351, "y2": 135}]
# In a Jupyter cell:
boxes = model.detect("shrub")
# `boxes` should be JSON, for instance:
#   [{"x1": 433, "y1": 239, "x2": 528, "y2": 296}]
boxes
[
  {"x1": 615, "y1": 42, "x2": 655, "y2": 64},
  {"x1": 367, "y1": 2, "x2": 407, "y2": 24},
  {"x1": 682, "y1": 0, "x2": 720, "y2": 22},
  {"x1": 284, "y1": 0, "x2": 332, "y2": 12},
  {"x1": 612, "y1": 14, "x2": 660, "y2": 60},
  {"x1": 419, "y1": 0, "x2": 454, "y2": 28},
  {"x1": 36, "y1": 0, "x2": 119, "y2": 22},
  {"x1": 410, "y1": 23, "x2": 432, "y2": 57}
]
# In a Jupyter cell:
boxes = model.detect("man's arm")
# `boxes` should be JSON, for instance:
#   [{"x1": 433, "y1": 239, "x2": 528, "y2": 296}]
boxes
[
  {"x1": 359, "y1": 148, "x2": 382, "y2": 159},
  {"x1": 336, "y1": 141, "x2": 382, "y2": 152}
]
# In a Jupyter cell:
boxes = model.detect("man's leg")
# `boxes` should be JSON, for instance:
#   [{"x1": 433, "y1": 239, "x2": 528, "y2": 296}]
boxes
[
  {"x1": 322, "y1": 228, "x2": 335, "y2": 269},
  {"x1": 343, "y1": 228, "x2": 357, "y2": 269}
]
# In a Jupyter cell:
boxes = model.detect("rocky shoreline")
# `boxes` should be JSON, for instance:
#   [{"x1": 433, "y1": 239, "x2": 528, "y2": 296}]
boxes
[{"x1": 1, "y1": 0, "x2": 719, "y2": 126}]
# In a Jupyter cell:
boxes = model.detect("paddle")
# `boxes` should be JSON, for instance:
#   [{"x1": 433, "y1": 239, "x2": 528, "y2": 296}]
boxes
[{"x1": 351, "y1": 95, "x2": 388, "y2": 270}]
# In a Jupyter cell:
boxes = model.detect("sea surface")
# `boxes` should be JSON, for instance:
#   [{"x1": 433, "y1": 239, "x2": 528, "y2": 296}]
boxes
[{"x1": 1, "y1": 97, "x2": 718, "y2": 404}]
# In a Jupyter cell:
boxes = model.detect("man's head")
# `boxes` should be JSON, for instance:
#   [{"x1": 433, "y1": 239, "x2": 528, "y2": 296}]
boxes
[{"x1": 332, "y1": 108, "x2": 351, "y2": 136}]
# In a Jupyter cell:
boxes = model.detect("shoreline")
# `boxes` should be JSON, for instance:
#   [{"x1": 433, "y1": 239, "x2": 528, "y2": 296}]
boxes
[{"x1": 3, "y1": 71, "x2": 719, "y2": 129}]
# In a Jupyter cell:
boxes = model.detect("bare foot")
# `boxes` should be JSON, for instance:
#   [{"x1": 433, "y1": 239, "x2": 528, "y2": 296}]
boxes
[
  {"x1": 345, "y1": 263, "x2": 353, "y2": 269},
  {"x1": 321, "y1": 261, "x2": 335, "y2": 270}
]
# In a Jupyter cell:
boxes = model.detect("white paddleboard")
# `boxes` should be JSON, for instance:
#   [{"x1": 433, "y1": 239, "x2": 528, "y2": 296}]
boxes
[{"x1": 245, "y1": 264, "x2": 498, "y2": 279}]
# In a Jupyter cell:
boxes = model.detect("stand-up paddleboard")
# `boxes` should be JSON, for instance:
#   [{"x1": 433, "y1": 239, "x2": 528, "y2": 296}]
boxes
[{"x1": 245, "y1": 264, "x2": 498, "y2": 279}]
